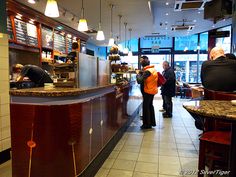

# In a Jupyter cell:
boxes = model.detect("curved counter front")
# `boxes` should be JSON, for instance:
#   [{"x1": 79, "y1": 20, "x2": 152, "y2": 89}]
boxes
[{"x1": 10, "y1": 84, "x2": 141, "y2": 177}]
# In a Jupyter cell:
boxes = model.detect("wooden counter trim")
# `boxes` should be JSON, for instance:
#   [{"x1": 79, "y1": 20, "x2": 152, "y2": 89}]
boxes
[{"x1": 10, "y1": 85, "x2": 115, "y2": 97}]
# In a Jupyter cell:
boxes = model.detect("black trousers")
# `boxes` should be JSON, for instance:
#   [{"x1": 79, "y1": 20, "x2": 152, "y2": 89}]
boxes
[
  {"x1": 163, "y1": 95, "x2": 173, "y2": 116},
  {"x1": 142, "y1": 93, "x2": 156, "y2": 127}
]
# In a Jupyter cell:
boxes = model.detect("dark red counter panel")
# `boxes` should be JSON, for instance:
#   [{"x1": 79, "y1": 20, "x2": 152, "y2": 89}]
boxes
[{"x1": 10, "y1": 89, "x2": 133, "y2": 177}]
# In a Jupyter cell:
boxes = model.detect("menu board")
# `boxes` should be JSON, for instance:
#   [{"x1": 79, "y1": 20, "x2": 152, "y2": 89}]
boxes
[
  {"x1": 66, "y1": 35, "x2": 73, "y2": 53},
  {"x1": 54, "y1": 31, "x2": 66, "y2": 53},
  {"x1": 41, "y1": 26, "x2": 53, "y2": 49},
  {"x1": 14, "y1": 18, "x2": 38, "y2": 46},
  {"x1": 7, "y1": 17, "x2": 13, "y2": 40}
]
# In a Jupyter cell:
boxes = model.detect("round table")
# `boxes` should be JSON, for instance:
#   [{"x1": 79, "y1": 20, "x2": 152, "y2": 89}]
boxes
[{"x1": 183, "y1": 100, "x2": 236, "y2": 177}]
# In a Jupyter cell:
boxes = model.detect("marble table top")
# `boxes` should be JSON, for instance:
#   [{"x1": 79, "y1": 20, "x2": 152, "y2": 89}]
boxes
[
  {"x1": 183, "y1": 100, "x2": 236, "y2": 121},
  {"x1": 10, "y1": 84, "x2": 115, "y2": 97}
]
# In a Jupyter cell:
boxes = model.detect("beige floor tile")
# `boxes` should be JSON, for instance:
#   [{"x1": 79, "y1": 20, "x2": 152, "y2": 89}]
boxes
[
  {"x1": 142, "y1": 140, "x2": 159, "y2": 146},
  {"x1": 138, "y1": 153, "x2": 159, "y2": 163},
  {"x1": 178, "y1": 149, "x2": 198, "y2": 158},
  {"x1": 108, "y1": 150, "x2": 120, "y2": 159},
  {"x1": 135, "y1": 161, "x2": 158, "y2": 173},
  {"x1": 159, "y1": 138, "x2": 176, "y2": 144},
  {"x1": 175, "y1": 138, "x2": 193, "y2": 144},
  {"x1": 125, "y1": 139, "x2": 142, "y2": 146},
  {"x1": 177, "y1": 144, "x2": 196, "y2": 150},
  {"x1": 180, "y1": 157, "x2": 198, "y2": 169},
  {"x1": 159, "y1": 175, "x2": 183, "y2": 177},
  {"x1": 0, "y1": 161, "x2": 11, "y2": 177},
  {"x1": 117, "y1": 151, "x2": 139, "y2": 161},
  {"x1": 159, "y1": 148, "x2": 178, "y2": 156},
  {"x1": 140, "y1": 147, "x2": 158, "y2": 155},
  {"x1": 133, "y1": 171, "x2": 158, "y2": 177},
  {"x1": 141, "y1": 142, "x2": 159, "y2": 148},
  {"x1": 143, "y1": 136, "x2": 159, "y2": 142},
  {"x1": 95, "y1": 168, "x2": 109, "y2": 177},
  {"x1": 107, "y1": 169, "x2": 133, "y2": 177},
  {"x1": 159, "y1": 143, "x2": 177, "y2": 149},
  {"x1": 127, "y1": 135, "x2": 143, "y2": 141},
  {"x1": 102, "y1": 158, "x2": 116, "y2": 169},
  {"x1": 114, "y1": 143, "x2": 124, "y2": 151},
  {"x1": 121, "y1": 145, "x2": 140, "y2": 153},
  {"x1": 159, "y1": 156, "x2": 180, "y2": 165},
  {"x1": 112, "y1": 159, "x2": 136, "y2": 171},
  {"x1": 159, "y1": 163, "x2": 182, "y2": 176}
]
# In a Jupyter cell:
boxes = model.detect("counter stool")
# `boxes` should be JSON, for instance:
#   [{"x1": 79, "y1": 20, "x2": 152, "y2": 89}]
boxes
[{"x1": 198, "y1": 131, "x2": 231, "y2": 177}]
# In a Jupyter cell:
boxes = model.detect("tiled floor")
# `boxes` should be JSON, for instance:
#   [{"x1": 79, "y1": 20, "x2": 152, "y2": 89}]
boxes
[
  {"x1": 0, "y1": 97, "x2": 201, "y2": 177},
  {"x1": 95, "y1": 97, "x2": 202, "y2": 177}
]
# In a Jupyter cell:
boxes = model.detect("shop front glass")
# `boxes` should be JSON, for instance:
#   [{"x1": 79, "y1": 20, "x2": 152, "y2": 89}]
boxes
[
  {"x1": 215, "y1": 25, "x2": 231, "y2": 53},
  {"x1": 174, "y1": 54, "x2": 207, "y2": 83}
]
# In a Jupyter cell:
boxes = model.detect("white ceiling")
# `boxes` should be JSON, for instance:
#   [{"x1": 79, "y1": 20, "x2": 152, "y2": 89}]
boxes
[{"x1": 15, "y1": 0, "x2": 232, "y2": 46}]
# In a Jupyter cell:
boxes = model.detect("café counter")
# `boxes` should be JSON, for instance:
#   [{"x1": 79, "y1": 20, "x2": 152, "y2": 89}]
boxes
[{"x1": 10, "y1": 83, "x2": 142, "y2": 177}]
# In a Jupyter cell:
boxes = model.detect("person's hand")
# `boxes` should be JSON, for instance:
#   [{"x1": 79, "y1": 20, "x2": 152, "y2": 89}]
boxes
[{"x1": 135, "y1": 70, "x2": 140, "y2": 74}]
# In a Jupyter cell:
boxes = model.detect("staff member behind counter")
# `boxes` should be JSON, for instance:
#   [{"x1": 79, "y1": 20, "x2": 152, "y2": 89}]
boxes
[
  {"x1": 14, "y1": 64, "x2": 53, "y2": 87},
  {"x1": 66, "y1": 42, "x2": 79, "y2": 63}
]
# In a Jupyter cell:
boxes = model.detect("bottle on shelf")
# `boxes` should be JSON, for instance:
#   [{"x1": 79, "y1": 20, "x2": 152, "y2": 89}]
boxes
[{"x1": 42, "y1": 51, "x2": 46, "y2": 58}]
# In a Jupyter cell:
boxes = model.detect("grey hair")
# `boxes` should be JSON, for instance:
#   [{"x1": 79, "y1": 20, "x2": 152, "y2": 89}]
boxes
[{"x1": 163, "y1": 61, "x2": 169, "y2": 66}]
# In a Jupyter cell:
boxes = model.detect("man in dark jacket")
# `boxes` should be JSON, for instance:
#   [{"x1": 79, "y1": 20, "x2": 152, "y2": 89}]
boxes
[
  {"x1": 201, "y1": 46, "x2": 236, "y2": 92},
  {"x1": 161, "y1": 61, "x2": 176, "y2": 118}
]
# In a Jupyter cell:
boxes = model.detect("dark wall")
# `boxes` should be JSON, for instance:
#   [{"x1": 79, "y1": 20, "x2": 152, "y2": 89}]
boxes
[
  {"x1": 9, "y1": 48, "x2": 40, "y2": 73},
  {"x1": 0, "y1": 0, "x2": 7, "y2": 33}
]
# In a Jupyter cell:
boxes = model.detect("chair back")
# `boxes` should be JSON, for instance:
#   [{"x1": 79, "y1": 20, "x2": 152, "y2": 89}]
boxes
[
  {"x1": 204, "y1": 88, "x2": 236, "y2": 131},
  {"x1": 204, "y1": 89, "x2": 236, "y2": 100}
]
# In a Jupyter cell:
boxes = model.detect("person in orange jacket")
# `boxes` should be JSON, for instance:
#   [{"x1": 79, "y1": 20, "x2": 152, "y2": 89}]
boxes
[{"x1": 136, "y1": 56, "x2": 158, "y2": 129}]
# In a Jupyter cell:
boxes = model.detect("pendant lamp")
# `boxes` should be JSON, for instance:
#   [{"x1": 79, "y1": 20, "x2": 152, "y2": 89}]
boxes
[
  {"x1": 128, "y1": 28, "x2": 133, "y2": 57},
  {"x1": 123, "y1": 22, "x2": 129, "y2": 54},
  {"x1": 117, "y1": 15, "x2": 123, "y2": 52},
  {"x1": 44, "y1": 0, "x2": 59, "y2": 18},
  {"x1": 96, "y1": 0, "x2": 105, "y2": 40},
  {"x1": 108, "y1": 4, "x2": 114, "y2": 46},
  {"x1": 78, "y1": 0, "x2": 88, "y2": 31}
]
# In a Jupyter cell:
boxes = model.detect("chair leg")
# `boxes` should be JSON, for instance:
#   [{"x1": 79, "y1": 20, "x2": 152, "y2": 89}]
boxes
[{"x1": 198, "y1": 140, "x2": 205, "y2": 177}]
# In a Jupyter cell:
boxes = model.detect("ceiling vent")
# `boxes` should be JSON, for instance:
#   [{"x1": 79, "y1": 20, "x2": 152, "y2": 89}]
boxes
[
  {"x1": 171, "y1": 19, "x2": 195, "y2": 31},
  {"x1": 174, "y1": 0, "x2": 211, "y2": 11},
  {"x1": 171, "y1": 25, "x2": 194, "y2": 31}
]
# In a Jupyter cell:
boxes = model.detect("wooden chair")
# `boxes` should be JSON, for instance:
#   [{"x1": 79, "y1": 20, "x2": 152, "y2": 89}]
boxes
[
  {"x1": 204, "y1": 89, "x2": 236, "y2": 131},
  {"x1": 197, "y1": 89, "x2": 236, "y2": 177},
  {"x1": 198, "y1": 131, "x2": 231, "y2": 177}
]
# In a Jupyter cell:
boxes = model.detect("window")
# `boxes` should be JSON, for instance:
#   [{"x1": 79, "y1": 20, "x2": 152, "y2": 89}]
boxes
[
  {"x1": 146, "y1": 55, "x2": 171, "y2": 73},
  {"x1": 174, "y1": 54, "x2": 207, "y2": 83},
  {"x1": 200, "y1": 32, "x2": 208, "y2": 51},
  {"x1": 175, "y1": 35, "x2": 198, "y2": 51},
  {"x1": 121, "y1": 56, "x2": 138, "y2": 70},
  {"x1": 215, "y1": 25, "x2": 231, "y2": 53}
]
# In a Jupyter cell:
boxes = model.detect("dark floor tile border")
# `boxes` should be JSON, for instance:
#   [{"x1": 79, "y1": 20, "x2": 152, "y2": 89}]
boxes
[
  {"x1": 78, "y1": 103, "x2": 142, "y2": 177},
  {"x1": 0, "y1": 148, "x2": 11, "y2": 165}
]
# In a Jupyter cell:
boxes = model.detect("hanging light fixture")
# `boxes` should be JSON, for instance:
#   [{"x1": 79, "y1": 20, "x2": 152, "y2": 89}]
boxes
[
  {"x1": 44, "y1": 0, "x2": 59, "y2": 18},
  {"x1": 128, "y1": 28, "x2": 133, "y2": 57},
  {"x1": 123, "y1": 22, "x2": 129, "y2": 54},
  {"x1": 78, "y1": 0, "x2": 88, "y2": 31},
  {"x1": 117, "y1": 15, "x2": 123, "y2": 52},
  {"x1": 96, "y1": 0, "x2": 105, "y2": 40},
  {"x1": 108, "y1": 4, "x2": 115, "y2": 46}
]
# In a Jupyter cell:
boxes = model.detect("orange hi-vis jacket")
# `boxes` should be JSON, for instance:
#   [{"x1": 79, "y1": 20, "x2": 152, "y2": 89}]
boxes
[{"x1": 143, "y1": 65, "x2": 158, "y2": 95}]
